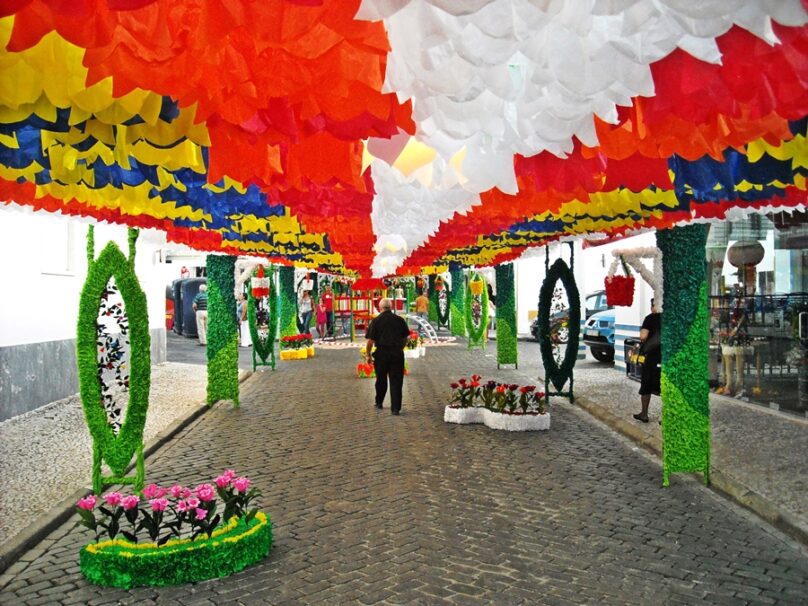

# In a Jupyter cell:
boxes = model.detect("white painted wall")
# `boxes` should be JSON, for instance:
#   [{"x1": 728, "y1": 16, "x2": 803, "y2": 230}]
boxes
[{"x1": 0, "y1": 207, "x2": 178, "y2": 347}]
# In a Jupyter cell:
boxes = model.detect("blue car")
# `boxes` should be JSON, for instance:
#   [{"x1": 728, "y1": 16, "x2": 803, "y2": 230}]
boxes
[{"x1": 583, "y1": 308, "x2": 615, "y2": 363}]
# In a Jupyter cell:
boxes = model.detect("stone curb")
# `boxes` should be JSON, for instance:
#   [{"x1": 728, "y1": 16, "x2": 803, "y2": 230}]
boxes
[
  {"x1": 573, "y1": 394, "x2": 808, "y2": 548},
  {"x1": 0, "y1": 369, "x2": 254, "y2": 578}
]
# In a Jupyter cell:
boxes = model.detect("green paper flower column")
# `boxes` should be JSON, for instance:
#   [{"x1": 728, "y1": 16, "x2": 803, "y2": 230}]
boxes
[
  {"x1": 495, "y1": 263, "x2": 518, "y2": 367},
  {"x1": 658, "y1": 225, "x2": 710, "y2": 487},
  {"x1": 428, "y1": 275, "x2": 439, "y2": 323},
  {"x1": 206, "y1": 255, "x2": 239, "y2": 408},
  {"x1": 450, "y1": 267, "x2": 465, "y2": 337},
  {"x1": 279, "y1": 266, "x2": 297, "y2": 338}
]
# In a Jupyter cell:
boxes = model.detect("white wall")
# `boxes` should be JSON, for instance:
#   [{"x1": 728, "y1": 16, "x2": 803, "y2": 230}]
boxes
[{"x1": 0, "y1": 208, "x2": 177, "y2": 347}]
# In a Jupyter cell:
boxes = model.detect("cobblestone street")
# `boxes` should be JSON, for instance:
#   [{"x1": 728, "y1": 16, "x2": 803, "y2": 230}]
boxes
[{"x1": 1, "y1": 344, "x2": 808, "y2": 605}]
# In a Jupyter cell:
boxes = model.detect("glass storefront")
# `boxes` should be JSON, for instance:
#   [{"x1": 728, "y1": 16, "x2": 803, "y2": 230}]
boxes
[{"x1": 706, "y1": 212, "x2": 808, "y2": 415}]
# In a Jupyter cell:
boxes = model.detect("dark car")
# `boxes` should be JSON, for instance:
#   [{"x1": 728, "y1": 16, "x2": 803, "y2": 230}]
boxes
[{"x1": 531, "y1": 290, "x2": 612, "y2": 343}]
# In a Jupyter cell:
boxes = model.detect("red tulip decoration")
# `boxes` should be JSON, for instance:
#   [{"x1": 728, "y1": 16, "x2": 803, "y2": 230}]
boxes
[{"x1": 604, "y1": 256, "x2": 635, "y2": 306}]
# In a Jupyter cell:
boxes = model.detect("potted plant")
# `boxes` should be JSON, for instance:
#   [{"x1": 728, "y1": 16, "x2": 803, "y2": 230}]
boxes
[
  {"x1": 75, "y1": 471, "x2": 271, "y2": 588},
  {"x1": 444, "y1": 376, "x2": 550, "y2": 431}
]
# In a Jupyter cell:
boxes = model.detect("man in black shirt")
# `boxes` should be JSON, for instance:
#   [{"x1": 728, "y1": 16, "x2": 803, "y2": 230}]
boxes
[{"x1": 365, "y1": 298, "x2": 410, "y2": 415}]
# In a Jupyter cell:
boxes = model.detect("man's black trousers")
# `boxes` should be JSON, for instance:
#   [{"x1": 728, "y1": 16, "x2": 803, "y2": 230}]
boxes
[{"x1": 373, "y1": 348, "x2": 405, "y2": 412}]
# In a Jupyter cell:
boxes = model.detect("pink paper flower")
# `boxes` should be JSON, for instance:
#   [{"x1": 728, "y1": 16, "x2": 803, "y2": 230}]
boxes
[
  {"x1": 233, "y1": 477, "x2": 250, "y2": 492},
  {"x1": 176, "y1": 500, "x2": 189, "y2": 513},
  {"x1": 103, "y1": 492, "x2": 122, "y2": 507},
  {"x1": 121, "y1": 495, "x2": 140, "y2": 510},
  {"x1": 196, "y1": 483, "x2": 216, "y2": 502},
  {"x1": 142, "y1": 483, "x2": 162, "y2": 499},
  {"x1": 195, "y1": 508, "x2": 208, "y2": 521},
  {"x1": 76, "y1": 495, "x2": 97, "y2": 510},
  {"x1": 150, "y1": 498, "x2": 169, "y2": 512},
  {"x1": 181, "y1": 488, "x2": 192, "y2": 499},
  {"x1": 187, "y1": 497, "x2": 200, "y2": 509},
  {"x1": 215, "y1": 474, "x2": 231, "y2": 489},
  {"x1": 169, "y1": 484, "x2": 183, "y2": 499},
  {"x1": 223, "y1": 469, "x2": 236, "y2": 480}
]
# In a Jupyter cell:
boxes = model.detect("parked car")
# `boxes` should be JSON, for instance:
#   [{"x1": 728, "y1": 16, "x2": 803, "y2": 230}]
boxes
[
  {"x1": 582, "y1": 308, "x2": 615, "y2": 362},
  {"x1": 531, "y1": 290, "x2": 612, "y2": 343}
]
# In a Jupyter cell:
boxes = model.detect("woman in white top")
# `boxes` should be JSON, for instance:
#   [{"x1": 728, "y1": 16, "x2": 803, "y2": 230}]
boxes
[{"x1": 299, "y1": 291, "x2": 313, "y2": 333}]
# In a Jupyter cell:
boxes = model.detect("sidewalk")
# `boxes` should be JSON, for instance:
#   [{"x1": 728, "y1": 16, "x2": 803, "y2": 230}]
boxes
[
  {"x1": 548, "y1": 351, "x2": 808, "y2": 545},
  {"x1": 0, "y1": 342, "x2": 806, "y2": 604}
]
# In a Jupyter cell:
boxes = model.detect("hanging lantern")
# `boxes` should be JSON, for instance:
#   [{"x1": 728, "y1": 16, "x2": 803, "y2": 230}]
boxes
[
  {"x1": 416, "y1": 277, "x2": 425, "y2": 289},
  {"x1": 469, "y1": 274, "x2": 485, "y2": 296},
  {"x1": 604, "y1": 256, "x2": 634, "y2": 307},
  {"x1": 251, "y1": 265, "x2": 270, "y2": 298},
  {"x1": 435, "y1": 276, "x2": 444, "y2": 291}
]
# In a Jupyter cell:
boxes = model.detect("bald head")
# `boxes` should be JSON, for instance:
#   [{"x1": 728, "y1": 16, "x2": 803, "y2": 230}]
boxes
[
  {"x1": 199, "y1": 284, "x2": 207, "y2": 292},
  {"x1": 379, "y1": 298, "x2": 392, "y2": 311}
]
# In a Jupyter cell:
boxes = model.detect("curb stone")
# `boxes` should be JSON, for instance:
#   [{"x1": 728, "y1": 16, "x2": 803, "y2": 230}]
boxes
[
  {"x1": 573, "y1": 393, "x2": 808, "y2": 548},
  {"x1": 0, "y1": 369, "x2": 254, "y2": 579}
]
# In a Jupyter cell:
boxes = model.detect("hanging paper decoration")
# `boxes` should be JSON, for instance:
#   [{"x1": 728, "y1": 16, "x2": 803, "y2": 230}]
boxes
[
  {"x1": 251, "y1": 265, "x2": 270, "y2": 299},
  {"x1": 604, "y1": 257, "x2": 635, "y2": 307},
  {"x1": 0, "y1": 2, "x2": 806, "y2": 278}
]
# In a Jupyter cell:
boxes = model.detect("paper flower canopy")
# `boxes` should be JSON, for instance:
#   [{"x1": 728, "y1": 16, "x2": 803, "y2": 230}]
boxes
[{"x1": 0, "y1": 0, "x2": 806, "y2": 277}]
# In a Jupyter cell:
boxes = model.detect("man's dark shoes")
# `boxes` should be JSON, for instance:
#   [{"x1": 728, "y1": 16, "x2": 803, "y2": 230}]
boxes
[
  {"x1": 391, "y1": 410, "x2": 400, "y2": 416},
  {"x1": 633, "y1": 413, "x2": 649, "y2": 423},
  {"x1": 374, "y1": 403, "x2": 383, "y2": 409}
]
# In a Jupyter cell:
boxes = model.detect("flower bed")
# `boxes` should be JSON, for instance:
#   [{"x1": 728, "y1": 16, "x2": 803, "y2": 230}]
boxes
[
  {"x1": 76, "y1": 470, "x2": 271, "y2": 588},
  {"x1": 444, "y1": 376, "x2": 549, "y2": 431},
  {"x1": 279, "y1": 334, "x2": 314, "y2": 360}
]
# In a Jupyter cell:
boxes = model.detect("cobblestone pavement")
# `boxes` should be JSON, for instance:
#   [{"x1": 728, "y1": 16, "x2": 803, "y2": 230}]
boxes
[{"x1": 2, "y1": 344, "x2": 808, "y2": 605}]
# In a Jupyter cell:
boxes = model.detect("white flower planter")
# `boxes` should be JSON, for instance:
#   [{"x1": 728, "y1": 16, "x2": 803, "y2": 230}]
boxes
[
  {"x1": 404, "y1": 348, "x2": 420, "y2": 359},
  {"x1": 443, "y1": 406, "x2": 550, "y2": 431},
  {"x1": 419, "y1": 346, "x2": 426, "y2": 357}
]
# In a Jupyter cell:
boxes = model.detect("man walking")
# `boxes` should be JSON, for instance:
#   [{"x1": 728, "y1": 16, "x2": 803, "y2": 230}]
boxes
[
  {"x1": 192, "y1": 283, "x2": 208, "y2": 346},
  {"x1": 365, "y1": 298, "x2": 410, "y2": 415}
]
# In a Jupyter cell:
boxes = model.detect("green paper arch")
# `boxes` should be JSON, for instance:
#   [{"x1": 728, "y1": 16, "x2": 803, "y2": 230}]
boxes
[
  {"x1": 247, "y1": 265, "x2": 277, "y2": 369},
  {"x1": 538, "y1": 257, "x2": 580, "y2": 395},
  {"x1": 77, "y1": 239, "x2": 150, "y2": 491},
  {"x1": 465, "y1": 273, "x2": 488, "y2": 348}
]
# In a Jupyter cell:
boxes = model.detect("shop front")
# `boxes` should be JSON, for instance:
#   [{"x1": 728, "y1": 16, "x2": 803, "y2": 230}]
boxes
[{"x1": 706, "y1": 212, "x2": 808, "y2": 415}]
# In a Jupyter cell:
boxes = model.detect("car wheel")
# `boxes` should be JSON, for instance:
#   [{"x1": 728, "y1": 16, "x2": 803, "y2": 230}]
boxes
[{"x1": 591, "y1": 348, "x2": 614, "y2": 363}]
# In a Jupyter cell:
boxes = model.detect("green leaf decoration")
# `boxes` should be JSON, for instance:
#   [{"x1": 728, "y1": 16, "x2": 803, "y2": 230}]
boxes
[
  {"x1": 450, "y1": 267, "x2": 465, "y2": 337},
  {"x1": 465, "y1": 272, "x2": 488, "y2": 348},
  {"x1": 538, "y1": 257, "x2": 580, "y2": 394},
  {"x1": 427, "y1": 275, "x2": 439, "y2": 323},
  {"x1": 495, "y1": 263, "x2": 518, "y2": 366},
  {"x1": 658, "y1": 225, "x2": 711, "y2": 486},
  {"x1": 77, "y1": 232, "x2": 150, "y2": 492},
  {"x1": 247, "y1": 265, "x2": 277, "y2": 369},
  {"x1": 206, "y1": 255, "x2": 239, "y2": 407},
  {"x1": 278, "y1": 266, "x2": 297, "y2": 338}
]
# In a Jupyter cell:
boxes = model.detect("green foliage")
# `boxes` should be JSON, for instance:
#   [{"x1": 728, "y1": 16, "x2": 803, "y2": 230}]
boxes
[
  {"x1": 79, "y1": 513, "x2": 272, "y2": 589},
  {"x1": 658, "y1": 225, "x2": 710, "y2": 485},
  {"x1": 538, "y1": 258, "x2": 580, "y2": 394},
  {"x1": 278, "y1": 266, "x2": 297, "y2": 338},
  {"x1": 465, "y1": 273, "x2": 488, "y2": 348},
  {"x1": 77, "y1": 231, "x2": 149, "y2": 493},
  {"x1": 247, "y1": 266, "x2": 276, "y2": 368},
  {"x1": 495, "y1": 263, "x2": 518, "y2": 366},
  {"x1": 428, "y1": 275, "x2": 439, "y2": 323},
  {"x1": 206, "y1": 255, "x2": 239, "y2": 407},
  {"x1": 450, "y1": 267, "x2": 465, "y2": 337}
]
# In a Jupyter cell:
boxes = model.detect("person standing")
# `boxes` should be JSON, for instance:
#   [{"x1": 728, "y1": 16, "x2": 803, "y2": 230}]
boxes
[
  {"x1": 322, "y1": 286, "x2": 334, "y2": 338},
  {"x1": 365, "y1": 298, "x2": 410, "y2": 415},
  {"x1": 315, "y1": 299, "x2": 327, "y2": 342},
  {"x1": 192, "y1": 284, "x2": 208, "y2": 346},
  {"x1": 299, "y1": 290, "x2": 313, "y2": 333},
  {"x1": 414, "y1": 291, "x2": 429, "y2": 335},
  {"x1": 634, "y1": 298, "x2": 661, "y2": 423}
]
